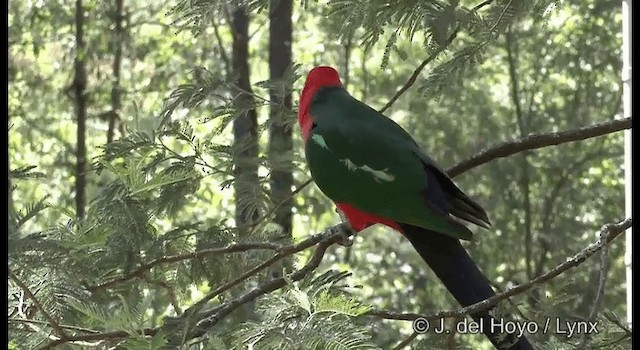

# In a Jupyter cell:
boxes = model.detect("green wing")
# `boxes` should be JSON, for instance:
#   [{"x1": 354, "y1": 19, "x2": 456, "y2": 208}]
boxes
[{"x1": 305, "y1": 87, "x2": 479, "y2": 240}]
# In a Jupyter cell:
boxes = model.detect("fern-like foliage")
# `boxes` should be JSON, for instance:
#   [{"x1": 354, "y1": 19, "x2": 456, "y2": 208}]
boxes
[
  {"x1": 169, "y1": 0, "x2": 227, "y2": 35},
  {"x1": 231, "y1": 270, "x2": 378, "y2": 350},
  {"x1": 9, "y1": 165, "x2": 46, "y2": 180},
  {"x1": 159, "y1": 67, "x2": 228, "y2": 128},
  {"x1": 68, "y1": 294, "x2": 153, "y2": 333},
  {"x1": 324, "y1": 0, "x2": 558, "y2": 97}
]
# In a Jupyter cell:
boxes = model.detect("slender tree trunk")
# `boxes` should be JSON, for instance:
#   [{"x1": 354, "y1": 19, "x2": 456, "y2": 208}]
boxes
[
  {"x1": 506, "y1": 30, "x2": 542, "y2": 313},
  {"x1": 74, "y1": 0, "x2": 87, "y2": 220},
  {"x1": 506, "y1": 30, "x2": 533, "y2": 281},
  {"x1": 108, "y1": 0, "x2": 124, "y2": 144},
  {"x1": 621, "y1": 0, "x2": 632, "y2": 328},
  {"x1": 360, "y1": 46, "x2": 369, "y2": 102},
  {"x1": 268, "y1": 0, "x2": 293, "y2": 238},
  {"x1": 8, "y1": 120, "x2": 12, "y2": 219},
  {"x1": 231, "y1": 3, "x2": 259, "y2": 233},
  {"x1": 342, "y1": 36, "x2": 352, "y2": 89},
  {"x1": 228, "y1": 3, "x2": 260, "y2": 322}
]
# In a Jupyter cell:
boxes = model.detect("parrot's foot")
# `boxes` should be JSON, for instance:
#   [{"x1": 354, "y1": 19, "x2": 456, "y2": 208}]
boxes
[
  {"x1": 334, "y1": 207, "x2": 356, "y2": 246},
  {"x1": 334, "y1": 222, "x2": 355, "y2": 247}
]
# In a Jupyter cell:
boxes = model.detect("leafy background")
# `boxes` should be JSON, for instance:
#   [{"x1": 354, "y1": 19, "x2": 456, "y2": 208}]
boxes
[{"x1": 8, "y1": 0, "x2": 632, "y2": 349}]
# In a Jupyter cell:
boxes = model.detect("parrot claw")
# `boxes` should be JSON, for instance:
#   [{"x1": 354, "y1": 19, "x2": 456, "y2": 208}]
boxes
[
  {"x1": 338, "y1": 232, "x2": 354, "y2": 247},
  {"x1": 334, "y1": 222, "x2": 355, "y2": 247},
  {"x1": 333, "y1": 207, "x2": 355, "y2": 246}
]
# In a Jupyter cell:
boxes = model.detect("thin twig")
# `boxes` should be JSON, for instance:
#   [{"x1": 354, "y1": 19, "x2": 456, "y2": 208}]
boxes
[
  {"x1": 378, "y1": 32, "x2": 455, "y2": 114},
  {"x1": 158, "y1": 136, "x2": 230, "y2": 176},
  {"x1": 144, "y1": 277, "x2": 182, "y2": 315},
  {"x1": 9, "y1": 318, "x2": 98, "y2": 334},
  {"x1": 246, "y1": 178, "x2": 313, "y2": 233},
  {"x1": 211, "y1": 19, "x2": 231, "y2": 73},
  {"x1": 378, "y1": 0, "x2": 495, "y2": 113},
  {"x1": 366, "y1": 218, "x2": 632, "y2": 322},
  {"x1": 8, "y1": 270, "x2": 68, "y2": 340},
  {"x1": 601, "y1": 312, "x2": 633, "y2": 347},
  {"x1": 445, "y1": 317, "x2": 463, "y2": 350},
  {"x1": 577, "y1": 228, "x2": 611, "y2": 348},
  {"x1": 231, "y1": 83, "x2": 272, "y2": 103},
  {"x1": 190, "y1": 232, "x2": 343, "y2": 338},
  {"x1": 190, "y1": 248, "x2": 293, "y2": 308},
  {"x1": 488, "y1": 0, "x2": 514, "y2": 34},
  {"x1": 39, "y1": 328, "x2": 158, "y2": 350},
  {"x1": 185, "y1": 224, "x2": 351, "y2": 312},
  {"x1": 392, "y1": 332, "x2": 419, "y2": 350},
  {"x1": 474, "y1": 0, "x2": 495, "y2": 10},
  {"x1": 86, "y1": 241, "x2": 283, "y2": 292}
]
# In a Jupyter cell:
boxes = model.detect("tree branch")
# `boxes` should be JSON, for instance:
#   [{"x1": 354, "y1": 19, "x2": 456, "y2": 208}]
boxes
[
  {"x1": 392, "y1": 332, "x2": 419, "y2": 350},
  {"x1": 39, "y1": 328, "x2": 158, "y2": 350},
  {"x1": 378, "y1": 30, "x2": 457, "y2": 114},
  {"x1": 9, "y1": 318, "x2": 98, "y2": 334},
  {"x1": 297, "y1": 118, "x2": 629, "y2": 222},
  {"x1": 189, "y1": 228, "x2": 348, "y2": 338},
  {"x1": 366, "y1": 218, "x2": 632, "y2": 322},
  {"x1": 535, "y1": 149, "x2": 617, "y2": 278},
  {"x1": 601, "y1": 312, "x2": 633, "y2": 346},
  {"x1": 86, "y1": 241, "x2": 284, "y2": 292},
  {"x1": 42, "y1": 226, "x2": 350, "y2": 349},
  {"x1": 144, "y1": 277, "x2": 182, "y2": 315},
  {"x1": 8, "y1": 270, "x2": 68, "y2": 340},
  {"x1": 182, "y1": 224, "x2": 351, "y2": 314},
  {"x1": 212, "y1": 18, "x2": 231, "y2": 74},
  {"x1": 246, "y1": 178, "x2": 313, "y2": 234},
  {"x1": 447, "y1": 117, "x2": 632, "y2": 177},
  {"x1": 488, "y1": 0, "x2": 514, "y2": 33}
]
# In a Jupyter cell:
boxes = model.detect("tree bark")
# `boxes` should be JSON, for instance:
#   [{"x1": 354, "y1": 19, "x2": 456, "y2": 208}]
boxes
[
  {"x1": 74, "y1": 0, "x2": 87, "y2": 220},
  {"x1": 621, "y1": 0, "x2": 632, "y2": 328},
  {"x1": 231, "y1": 3, "x2": 259, "y2": 233},
  {"x1": 108, "y1": 0, "x2": 124, "y2": 144},
  {"x1": 268, "y1": 0, "x2": 293, "y2": 238}
]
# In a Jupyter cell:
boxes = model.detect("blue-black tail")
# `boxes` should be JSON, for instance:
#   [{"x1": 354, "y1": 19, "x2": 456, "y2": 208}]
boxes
[{"x1": 400, "y1": 224, "x2": 534, "y2": 350}]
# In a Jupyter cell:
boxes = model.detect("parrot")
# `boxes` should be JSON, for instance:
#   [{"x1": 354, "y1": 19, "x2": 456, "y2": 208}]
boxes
[{"x1": 297, "y1": 66, "x2": 533, "y2": 350}]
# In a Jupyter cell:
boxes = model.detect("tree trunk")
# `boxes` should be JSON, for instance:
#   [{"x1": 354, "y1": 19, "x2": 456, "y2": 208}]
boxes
[
  {"x1": 506, "y1": 30, "x2": 537, "y2": 308},
  {"x1": 8, "y1": 118, "x2": 12, "y2": 219},
  {"x1": 74, "y1": 0, "x2": 87, "y2": 220},
  {"x1": 268, "y1": 0, "x2": 293, "y2": 238},
  {"x1": 108, "y1": 0, "x2": 124, "y2": 144},
  {"x1": 231, "y1": 3, "x2": 259, "y2": 234},
  {"x1": 621, "y1": 0, "x2": 632, "y2": 328}
]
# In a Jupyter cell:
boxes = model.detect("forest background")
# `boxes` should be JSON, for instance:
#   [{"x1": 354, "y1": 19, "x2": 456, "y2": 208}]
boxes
[{"x1": 8, "y1": 0, "x2": 633, "y2": 349}]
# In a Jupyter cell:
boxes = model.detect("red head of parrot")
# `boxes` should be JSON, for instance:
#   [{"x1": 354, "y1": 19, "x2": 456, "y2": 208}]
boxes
[{"x1": 298, "y1": 66, "x2": 343, "y2": 141}]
